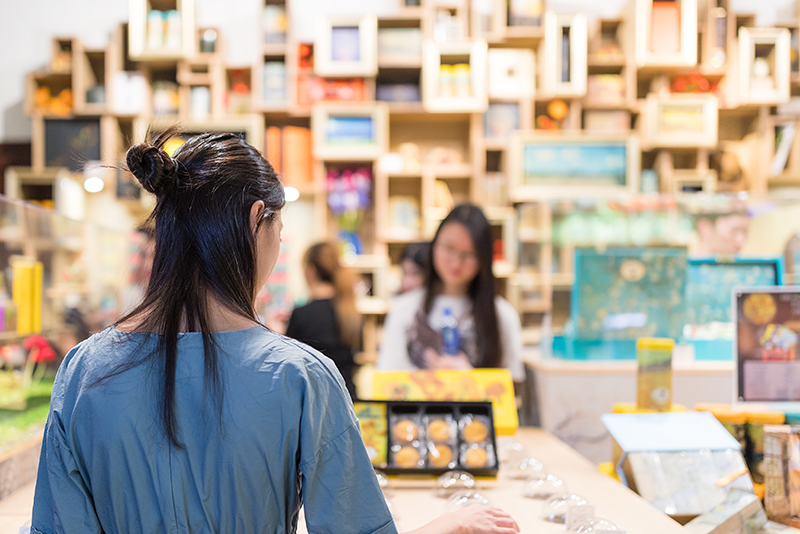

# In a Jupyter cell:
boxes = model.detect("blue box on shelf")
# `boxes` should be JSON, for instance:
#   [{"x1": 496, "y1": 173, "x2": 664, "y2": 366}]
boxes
[{"x1": 683, "y1": 256, "x2": 784, "y2": 361}]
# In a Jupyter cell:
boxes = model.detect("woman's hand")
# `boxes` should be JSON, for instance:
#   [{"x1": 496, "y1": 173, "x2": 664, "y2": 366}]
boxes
[
  {"x1": 406, "y1": 505, "x2": 520, "y2": 534},
  {"x1": 424, "y1": 349, "x2": 474, "y2": 371}
]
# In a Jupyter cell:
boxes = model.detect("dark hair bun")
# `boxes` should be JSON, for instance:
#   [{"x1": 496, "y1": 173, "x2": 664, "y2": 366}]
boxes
[{"x1": 126, "y1": 143, "x2": 178, "y2": 196}]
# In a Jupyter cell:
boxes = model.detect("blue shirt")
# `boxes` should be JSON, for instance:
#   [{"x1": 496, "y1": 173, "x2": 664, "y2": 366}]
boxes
[{"x1": 32, "y1": 326, "x2": 397, "y2": 534}]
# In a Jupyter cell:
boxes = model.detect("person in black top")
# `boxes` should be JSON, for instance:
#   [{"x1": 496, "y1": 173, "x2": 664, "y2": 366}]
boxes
[{"x1": 286, "y1": 242, "x2": 360, "y2": 398}]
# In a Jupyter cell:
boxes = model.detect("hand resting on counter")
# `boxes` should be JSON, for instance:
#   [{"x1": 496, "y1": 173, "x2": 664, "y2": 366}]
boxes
[{"x1": 406, "y1": 505, "x2": 520, "y2": 534}]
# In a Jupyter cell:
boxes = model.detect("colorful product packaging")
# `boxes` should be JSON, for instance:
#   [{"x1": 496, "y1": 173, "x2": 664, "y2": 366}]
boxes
[
  {"x1": 747, "y1": 410, "x2": 786, "y2": 485},
  {"x1": 636, "y1": 337, "x2": 674, "y2": 411},
  {"x1": 764, "y1": 425, "x2": 800, "y2": 521}
]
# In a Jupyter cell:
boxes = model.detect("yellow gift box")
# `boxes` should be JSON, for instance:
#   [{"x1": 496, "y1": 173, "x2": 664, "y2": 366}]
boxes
[{"x1": 371, "y1": 369, "x2": 518, "y2": 436}]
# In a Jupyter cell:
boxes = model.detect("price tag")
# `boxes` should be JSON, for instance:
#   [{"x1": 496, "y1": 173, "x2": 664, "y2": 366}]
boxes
[{"x1": 565, "y1": 504, "x2": 595, "y2": 529}]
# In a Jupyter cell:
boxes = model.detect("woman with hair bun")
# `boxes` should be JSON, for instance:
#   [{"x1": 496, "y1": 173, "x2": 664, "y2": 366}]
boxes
[
  {"x1": 31, "y1": 129, "x2": 519, "y2": 534},
  {"x1": 286, "y1": 242, "x2": 361, "y2": 398}
]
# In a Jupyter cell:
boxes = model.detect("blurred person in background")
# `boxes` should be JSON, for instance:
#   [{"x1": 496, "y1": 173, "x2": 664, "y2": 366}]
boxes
[
  {"x1": 378, "y1": 204, "x2": 524, "y2": 387},
  {"x1": 286, "y1": 242, "x2": 361, "y2": 399},
  {"x1": 398, "y1": 241, "x2": 429, "y2": 294},
  {"x1": 695, "y1": 210, "x2": 750, "y2": 256}
]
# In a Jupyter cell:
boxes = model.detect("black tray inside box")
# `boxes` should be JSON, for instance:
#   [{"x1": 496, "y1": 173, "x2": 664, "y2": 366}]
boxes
[{"x1": 358, "y1": 400, "x2": 499, "y2": 478}]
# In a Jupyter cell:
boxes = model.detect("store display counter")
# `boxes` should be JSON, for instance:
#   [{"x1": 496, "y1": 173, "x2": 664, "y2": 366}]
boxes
[
  {"x1": 297, "y1": 428, "x2": 684, "y2": 534},
  {"x1": 525, "y1": 350, "x2": 735, "y2": 463}
]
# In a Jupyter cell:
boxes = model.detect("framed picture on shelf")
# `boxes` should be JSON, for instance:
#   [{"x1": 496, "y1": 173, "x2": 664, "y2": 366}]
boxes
[
  {"x1": 541, "y1": 11, "x2": 588, "y2": 97},
  {"x1": 508, "y1": 132, "x2": 640, "y2": 199},
  {"x1": 314, "y1": 15, "x2": 378, "y2": 77},
  {"x1": 471, "y1": 0, "x2": 504, "y2": 39},
  {"x1": 738, "y1": 27, "x2": 791, "y2": 105},
  {"x1": 644, "y1": 93, "x2": 718, "y2": 148},
  {"x1": 312, "y1": 103, "x2": 389, "y2": 161},
  {"x1": 487, "y1": 49, "x2": 535, "y2": 99}
]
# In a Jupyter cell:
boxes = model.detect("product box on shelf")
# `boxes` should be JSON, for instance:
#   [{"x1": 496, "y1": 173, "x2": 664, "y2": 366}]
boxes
[
  {"x1": 353, "y1": 399, "x2": 499, "y2": 477},
  {"x1": 764, "y1": 425, "x2": 800, "y2": 521}
]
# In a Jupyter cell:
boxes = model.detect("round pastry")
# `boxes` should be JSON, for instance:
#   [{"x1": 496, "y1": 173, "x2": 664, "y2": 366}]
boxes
[
  {"x1": 428, "y1": 419, "x2": 452, "y2": 442},
  {"x1": 465, "y1": 447, "x2": 489, "y2": 468},
  {"x1": 428, "y1": 444, "x2": 453, "y2": 468},
  {"x1": 462, "y1": 420, "x2": 489, "y2": 443},
  {"x1": 394, "y1": 419, "x2": 419, "y2": 442},
  {"x1": 395, "y1": 446, "x2": 421, "y2": 468}
]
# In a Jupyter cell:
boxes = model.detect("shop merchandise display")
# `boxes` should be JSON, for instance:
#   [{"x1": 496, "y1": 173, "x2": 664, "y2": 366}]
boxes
[
  {"x1": 17, "y1": 0, "x2": 800, "y2": 531},
  {"x1": 361, "y1": 400, "x2": 500, "y2": 476},
  {"x1": 572, "y1": 248, "x2": 688, "y2": 340},
  {"x1": 764, "y1": 426, "x2": 800, "y2": 522},
  {"x1": 735, "y1": 288, "x2": 800, "y2": 403}
]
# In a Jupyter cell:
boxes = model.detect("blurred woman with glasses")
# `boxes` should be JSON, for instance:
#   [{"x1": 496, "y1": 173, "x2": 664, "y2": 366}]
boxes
[{"x1": 378, "y1": 204, "x2": 524, "y2": 386}]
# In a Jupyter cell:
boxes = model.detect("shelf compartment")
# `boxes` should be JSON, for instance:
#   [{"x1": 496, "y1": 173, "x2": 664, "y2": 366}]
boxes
[{"x1": 422, "y1": 40, "x2": 488, "y2": 113}]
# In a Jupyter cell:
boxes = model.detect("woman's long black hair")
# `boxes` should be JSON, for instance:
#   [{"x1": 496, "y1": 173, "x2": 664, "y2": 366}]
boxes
[
  {"x1": 423, "y1": 203, "x2": 502, "y2": 368},
  {"x1": 115, "y1": 127, "x2": 285, "y2": 447}
]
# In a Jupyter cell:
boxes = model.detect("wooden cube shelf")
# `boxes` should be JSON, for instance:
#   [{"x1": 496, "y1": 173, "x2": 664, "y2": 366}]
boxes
[
  {"x1": 699, "y1": 0, "x2": 732, "y2": 69},
  {"x1": 314, "y1": 15, "x2": 378, "y2": 77},
  {"x1": 642, "y1": 93, "x2": 718, "y2": 149},
  {"x1": 540, "y1": 12, "x2": 588, "y2": 98},
  {"x1": 505, "y1": 0, "x2": 546, "y2": 41},
  {"x1": 422, "y1": 40, "x2": 488, "y2": 113},
  {"x1": 627, "y1": 0, "x2": 698, "y2": 68},
  {"x1": 128, "y1": 0, "x2": 196, "y2": 61},
  {"x1": 487, "y1": 49, "x2": 535, "y2": 100},
  {"x1": 73, "y1": 42, "x2": 111, "y2": 115},
  {"x1": 470, "y1": 0, "x2": 506, "y2": 41},
  {"x1": 738, "y1": 27, "x2": 791, "y2": 105},
  {"x1": 26, "y1": 72, "x2": 74, "y2": 117}
]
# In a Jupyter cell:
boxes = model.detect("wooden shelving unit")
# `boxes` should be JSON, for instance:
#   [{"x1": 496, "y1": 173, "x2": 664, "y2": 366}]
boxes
[{"x1": 20, "y1": 0, "x2": 800, "y2": 349}]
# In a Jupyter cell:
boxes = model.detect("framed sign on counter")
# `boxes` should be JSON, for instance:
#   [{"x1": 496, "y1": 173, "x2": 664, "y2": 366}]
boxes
[{"x1": 735, "y1": 287, "x2": 800, "y2": 407}]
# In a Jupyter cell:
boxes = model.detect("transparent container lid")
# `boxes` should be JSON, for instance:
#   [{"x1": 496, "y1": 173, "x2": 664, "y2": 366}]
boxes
[
  {"x1": 436, "y1": 470, "x2": 476, "y2": 498},
  {"x1": 542, "y1": 493, "x2": 589, "y2": 524},
  {"x1": 444, "y1": 489, "x2": 491, "y2": 513},
  {"x1": 523, "y1": 473, "x2": 566, "y2": 499},
  {"x1": 573, "y1": 518, "x2": 622, "y2": 532}
]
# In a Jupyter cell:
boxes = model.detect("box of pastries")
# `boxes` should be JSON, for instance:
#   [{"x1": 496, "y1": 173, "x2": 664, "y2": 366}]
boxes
[{"x1": 354, "y1": 400, "x2": 499, "y2": 477}]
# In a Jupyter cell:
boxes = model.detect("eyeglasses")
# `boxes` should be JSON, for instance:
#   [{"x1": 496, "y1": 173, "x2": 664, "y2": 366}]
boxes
[{"x1": 435, "y1": 243, "x2": 478, "y2": 264}]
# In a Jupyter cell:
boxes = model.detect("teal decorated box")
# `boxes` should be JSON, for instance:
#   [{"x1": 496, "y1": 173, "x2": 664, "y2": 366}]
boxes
[{"x1": 571, "y1": 248, "x2": 688, "y2": 341}]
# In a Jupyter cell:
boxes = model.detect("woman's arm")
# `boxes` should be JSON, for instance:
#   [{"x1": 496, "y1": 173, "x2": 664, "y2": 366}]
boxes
[
  {"x1": 495, "y1": 298, "x2": 525, "y2": 383},
  {"x1": 405, "y1": 506, "x2": 520, "y2": 534},
  {"x1": 377, "y1": 295, "x2": 418, "y2": 371}
]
